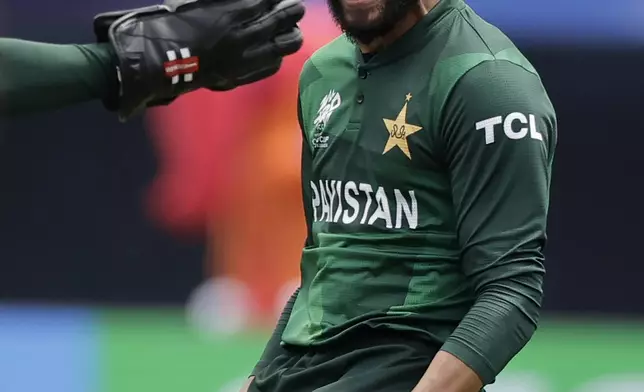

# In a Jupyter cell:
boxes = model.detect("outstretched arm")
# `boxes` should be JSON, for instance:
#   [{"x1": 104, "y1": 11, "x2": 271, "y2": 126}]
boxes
[
  {"x1": 0, "y1": 0, "x2": 304, "y2": 120},
  {"x1": 0, "y1": 39, "x2": 117, "y2": 116}
]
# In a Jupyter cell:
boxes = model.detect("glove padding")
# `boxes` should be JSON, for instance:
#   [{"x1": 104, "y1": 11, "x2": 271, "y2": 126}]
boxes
[{"x1": 94, "y1": 0, "x2": 305, "y2": 121}]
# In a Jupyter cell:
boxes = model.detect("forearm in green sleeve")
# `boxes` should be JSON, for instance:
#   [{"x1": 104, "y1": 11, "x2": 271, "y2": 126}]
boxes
[
  {"x1": 251, "y1": 288, "x2": 300, "y2": 376},
  {"x1": 0, "y1": 39, "x2": 118, "y2": 116},
  {"x1": 441, "y1": 268, "x2": 544, "y2": 384},
  {"x1": 439, "y1": 59, "x2": 557, "y2": 384}
]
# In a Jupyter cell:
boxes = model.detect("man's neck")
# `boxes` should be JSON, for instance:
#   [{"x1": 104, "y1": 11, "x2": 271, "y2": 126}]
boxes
[{"x1": 360, "y1": 0, "x2": 440, "y2": 53}]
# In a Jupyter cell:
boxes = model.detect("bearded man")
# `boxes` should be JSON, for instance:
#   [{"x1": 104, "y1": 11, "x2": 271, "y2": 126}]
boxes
[{"x1": 243, "y1": 0, "x2": 557, "y2": 391}]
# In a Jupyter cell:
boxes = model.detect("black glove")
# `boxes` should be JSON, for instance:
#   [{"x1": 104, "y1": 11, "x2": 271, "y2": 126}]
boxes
[{"x1": 94, "y1": 0, "x2": 305, "y2": 121}]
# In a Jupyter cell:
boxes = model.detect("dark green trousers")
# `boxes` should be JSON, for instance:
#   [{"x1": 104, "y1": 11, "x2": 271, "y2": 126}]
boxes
[{"x1": 251, "y1": 328, "x2": 438, "y2": 392}]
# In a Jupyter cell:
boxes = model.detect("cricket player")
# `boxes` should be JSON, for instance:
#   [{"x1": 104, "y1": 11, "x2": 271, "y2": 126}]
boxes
[
  {"x1": 0, "y1": 0, "x2": 304, "y2": 120},
  {"x1": 246, "y1": 0, "x2": 557, "y2": 391}
]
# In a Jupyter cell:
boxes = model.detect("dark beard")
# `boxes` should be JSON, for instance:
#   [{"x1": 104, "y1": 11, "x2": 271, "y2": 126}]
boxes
[{"x1": 326, "y1": 0, "x2": 420, "y2": 45}]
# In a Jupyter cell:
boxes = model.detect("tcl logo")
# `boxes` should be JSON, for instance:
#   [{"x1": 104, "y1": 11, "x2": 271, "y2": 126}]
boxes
[{"x1": 476, "y1": 113, "x2": 544, "y2": 145}]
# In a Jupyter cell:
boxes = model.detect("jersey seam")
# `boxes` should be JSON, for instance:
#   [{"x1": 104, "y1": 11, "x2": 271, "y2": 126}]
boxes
[
  {"x1": 454, "y1": 9, "x2": 539, "y2": 78},
  {"x1": 457, "y1": 8, "x2": 494, "y2": 56},
  {"x1": 499, "y1": 58, "x2": 539, "y2": 78},
  {"x1": 437, "y1": 59, "x2": 542, "y2": 134},
  {"x1": 306, "y1": 35, "x2": 349, "y2": 81},
  {"x1": 299, "y1": 61, "x2": 323, "y2": 97}
]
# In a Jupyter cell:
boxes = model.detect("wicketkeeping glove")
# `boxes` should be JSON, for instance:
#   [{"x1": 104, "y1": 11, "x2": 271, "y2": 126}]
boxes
[{"x1": 94, "y1": 0, "x2": 305, "y2": 121}]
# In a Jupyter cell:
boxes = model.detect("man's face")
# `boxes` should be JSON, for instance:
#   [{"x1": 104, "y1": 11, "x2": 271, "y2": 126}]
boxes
[{"x1": 326, "y1": 0, "x2": 420, "y2": 45}]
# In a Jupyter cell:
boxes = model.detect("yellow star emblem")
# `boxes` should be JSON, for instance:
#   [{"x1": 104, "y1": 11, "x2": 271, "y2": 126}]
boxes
[{"x1": 382, "y1": 93, "x2": 423, "y2": 159}]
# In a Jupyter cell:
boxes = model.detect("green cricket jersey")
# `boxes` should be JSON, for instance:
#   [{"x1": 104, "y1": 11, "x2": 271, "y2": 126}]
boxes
[{"x1": 274, "y1": 0, "x2": 557, "y2": 384}]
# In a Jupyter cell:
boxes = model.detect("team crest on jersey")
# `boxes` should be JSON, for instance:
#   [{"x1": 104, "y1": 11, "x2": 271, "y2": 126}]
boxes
[
  {"x1": 382, "y1": 93, "x2": 423, "y2": 160},
  {"x1": 313, "y1": 89, "x2": 342, "y2": 131}
]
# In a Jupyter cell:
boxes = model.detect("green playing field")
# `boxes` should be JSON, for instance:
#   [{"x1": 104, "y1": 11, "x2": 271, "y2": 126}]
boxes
[{"x1": 97, "y1": 308, "x2": 644, "y2": 392}]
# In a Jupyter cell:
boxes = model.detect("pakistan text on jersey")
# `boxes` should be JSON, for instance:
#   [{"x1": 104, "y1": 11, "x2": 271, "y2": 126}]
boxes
[{"x1": 310, "y1": 180, "x2": 418, "y2": 229}]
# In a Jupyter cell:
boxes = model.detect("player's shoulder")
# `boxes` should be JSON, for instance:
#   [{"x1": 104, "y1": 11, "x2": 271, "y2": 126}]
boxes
[
  {"x1": 299, "y1": 34, "x2": 354, "y2": 94},
  {"x1": 429, "y1": 4, "x2": 543, "y2": 111},
  {"x1": 436, "y1": 4, "x2": 518, "y2": 60}
]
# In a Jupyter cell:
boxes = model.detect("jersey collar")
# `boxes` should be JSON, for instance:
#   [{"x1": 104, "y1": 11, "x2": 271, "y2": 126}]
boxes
[{"x1": 356, "y1": 0, "x2": 465, "y2": 69}]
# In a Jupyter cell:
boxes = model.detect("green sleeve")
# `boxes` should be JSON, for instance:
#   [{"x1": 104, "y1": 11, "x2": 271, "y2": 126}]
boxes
[
  {"x1": 438, "y1": 60, "x2": 557, "y2": 384},
  {"x1": 0, "y1": 38, "x2": 118, "y2": 116}
]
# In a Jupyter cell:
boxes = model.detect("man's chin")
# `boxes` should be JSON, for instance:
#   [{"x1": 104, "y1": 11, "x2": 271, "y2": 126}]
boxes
[
  {"x1": 343, "y1": 27, "x2": 383, "y2": 45},
  {"x1": 342, "y1": 18, "x2": 396, "y2": 46}
]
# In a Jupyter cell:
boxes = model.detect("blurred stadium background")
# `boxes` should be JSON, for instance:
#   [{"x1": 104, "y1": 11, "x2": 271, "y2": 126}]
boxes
[{"x1": 1, "y1": 0, "x2": 644, "y2": 391}]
